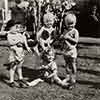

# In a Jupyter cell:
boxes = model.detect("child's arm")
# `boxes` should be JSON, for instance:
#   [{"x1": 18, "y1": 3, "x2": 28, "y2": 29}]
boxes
[
  {"x1": 23, "y1": 31, "x2": 30, "y2": 39},
  {"x1": 65, "y1": 30, "x2": 79, "y2": 45},
  {"x1": 47, "y1": 69, "x2": 57, "y2": 78},
  {"x1": 23, "y1": 35, "x2": 31, "y2": 52},
  {"x1": 39, "y1": 38, "x2": 46, "y2": 50},
  {"x1": 37, "y1": 27, "x2": 44, "y2": 41}
]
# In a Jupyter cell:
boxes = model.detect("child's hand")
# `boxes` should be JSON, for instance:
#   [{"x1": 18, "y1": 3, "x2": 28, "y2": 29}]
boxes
[{"x1": 60, "y1": 34, "x2": 64, "y2": 38}]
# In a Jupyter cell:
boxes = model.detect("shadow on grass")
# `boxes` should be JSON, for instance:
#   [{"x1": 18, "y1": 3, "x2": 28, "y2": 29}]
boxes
[
  {"x1": 77, "y1": 68, "x2": 100, "y2": 76},
  {"x1": 77, "y1": 79, "x2": 100, "y2": 89},
  {"x1": 90, "y1": 84, "x2": 100, "y2": 89},
  {"x1": 78, "y1": 55, "x2": 100, "y2": 60},
  {"x1": 0, "y1": 73, "x2": 10, "y2": 86},
  {"x1": 1, "y1": 65, "x2": 100, "y2": 89},
  {"x1": 22, "y1": 66, "x2": 45, "y2": 82},
  {"x1": 77, "y1": 79, "x2": 100, "y2": 85},
  {"x1": 0, "y1": 66, "x2": 43, "y2": 86}
]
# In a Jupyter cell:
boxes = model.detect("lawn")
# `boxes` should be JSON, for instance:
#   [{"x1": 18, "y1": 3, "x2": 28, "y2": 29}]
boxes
[{"x1": 0, "y1": 42, "x2": 100, "y2": 100}]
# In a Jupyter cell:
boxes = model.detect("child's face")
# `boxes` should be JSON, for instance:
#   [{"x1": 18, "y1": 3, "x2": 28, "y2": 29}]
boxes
[
  {"x1": 45, "y1": 5, "x2": 52, "y2": 13},
  {"x1": 44, "y1": 19, "x2": 54, "y2": 28},
  {"x1": 64, "y1": 14, "x2": 76, "y2": 30},
  {"x1": 16, "y1": 24, "x2": 25, "y2": 33},
  {"x1": 91, "y1": 6, "x2": 97, "y2": 15},
  {"x1": 65, "y1": 22, "x2": 75, "y2": 30}
]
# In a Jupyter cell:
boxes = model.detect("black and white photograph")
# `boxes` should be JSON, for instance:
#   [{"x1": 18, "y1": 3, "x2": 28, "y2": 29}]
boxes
[{"x1": 0, "y1": 0, "x2": 100, "y2": 100}]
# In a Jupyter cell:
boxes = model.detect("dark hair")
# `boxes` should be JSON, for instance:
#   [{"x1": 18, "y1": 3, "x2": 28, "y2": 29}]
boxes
[
  {"x1": 15, "y1": 0, "x2": 21, "y2": 4},
  {"x1": 5, "y1": 20, "x2": 25, "y2": 31},
  {"x1": 5, "y1": 20, "x2": 15, "y2": 31}
]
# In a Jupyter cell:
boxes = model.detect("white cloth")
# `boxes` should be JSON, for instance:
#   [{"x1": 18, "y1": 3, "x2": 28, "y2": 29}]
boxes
[
  {"x1": 7, "y1": 32, "x2": 26, "y2": 62},
  {"x1": 37, "y1": 26, "x2": 55, "y2": 41},
  {"x1": 7, "y1": 32, "x2": 26, "y2": 46},
  {"x1": 9, "y1": 46, "x2": 24, "y2": 62}
]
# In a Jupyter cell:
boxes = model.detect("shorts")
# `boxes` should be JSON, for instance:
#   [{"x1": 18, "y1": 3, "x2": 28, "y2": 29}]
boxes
[
  {"x1": 64, "y1": 48, "x2": 77, "y2": 58},
  {"x1": 9, "y1": 46, "x2": 25, "y2": 62}
]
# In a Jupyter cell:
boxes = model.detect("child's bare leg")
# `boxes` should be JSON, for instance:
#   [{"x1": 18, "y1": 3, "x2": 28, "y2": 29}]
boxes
[
  {"x1": 9, "y1": 62, "x2": 17, "y2": 87},
  {"x1": 9, "y1": 64, "x2": 17, "y2": 83},
  {"x1": 33, "y1": 45, "x2": 40, "y2": 56},
  {"x1": 63, "y1": 56, "x2": 71, "y2": 82},
  {"x1": 70, "y1": 59, "x2": 77, "y2": 83},
  {"x1": 64, "y1": 56, "x2": 77, "y2": 84},
  {"x1": 62, "y1": 74, "x2": 70, "y2": 83},
  {"x1": 53, "y1": 75, "x2": 69, "y2": 87},
  {"x1": 16, "y1": 60, "x2": 29, "y2": 87},
  {"x1": 65, "y1": 58, "x2": 77, "y2": 89},
  {"x1": 17, "y1": 60, "x2": 24, "y2": 80}
]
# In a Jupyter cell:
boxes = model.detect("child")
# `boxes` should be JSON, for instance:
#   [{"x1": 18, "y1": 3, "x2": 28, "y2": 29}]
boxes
[
  {"x1": 27, "y1": 47, "x2": 69, "y2": 88},
  {"x1": 61, "y1": 13, "x2": 79, "y2": 89},
  {"x1": 35, "y1": 13, "x2": 56, "y2": 55},
  {"x1": 37, "y1": 13, "x2": 55, "y2": 40},
  {"x1": 7, "y1": 20, "x2": 31, "y2": 87}
]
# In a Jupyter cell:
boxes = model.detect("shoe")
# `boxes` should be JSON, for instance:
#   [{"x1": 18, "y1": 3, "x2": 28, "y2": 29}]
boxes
[
  {"x1": 62, "y1": 78, "x2": 70, "y2": 83},
  {"x1": 18, "y1": 79, "x2": 29, "y2": 88},
  {"x1": 61, "y1": 82, "x2": 70, "y2": 89},
  {"x1": 67, "y1": 82, "x2": 76, "y2": 90},
  {"x1": 9, "y1": 82, "x2": 16, "y2": 88}
]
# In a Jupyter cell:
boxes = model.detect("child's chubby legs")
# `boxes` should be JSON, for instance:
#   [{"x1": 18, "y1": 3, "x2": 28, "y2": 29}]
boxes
[
  {"x1": 10, "y1": 46, "x2": 25, "y2": 80},
  {"x1": 9, "y1": 50, "x2": 17, "y2": 84},
  {"x1": 64, "y1": 56, "x2": 77, "y2": 84},
  {"x1": 16, "y1": 60, "x2": 24, "y2": 80},
  {"x1": 16, "y1": 60, "x2": 29, "y2": 87},
  {"x1": 9, "y1": 64, "x2": 17, "y2": 83},
  {"x1": 8, "y1": 48, "x2": 26, "y2": 87},
  {"x1": 9, "y1": 60, "x2": 27, "y2": 87},
  {"x1": 53, "y1": 74, "x2": 69, "y2": 88}
]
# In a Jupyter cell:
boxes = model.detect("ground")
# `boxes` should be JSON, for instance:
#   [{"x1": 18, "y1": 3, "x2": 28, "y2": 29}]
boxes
[{"x1": 0, "y1": 41, "x2": 100, "y2": 100}]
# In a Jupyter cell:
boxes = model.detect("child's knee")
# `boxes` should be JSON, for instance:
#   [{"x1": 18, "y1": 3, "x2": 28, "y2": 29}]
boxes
[
  {"x1": 17, "y1": 61, "x2": 23, "y2": 68},
  {"x1": 9, "y1": 61, "x2": 16, "y2": 70}
]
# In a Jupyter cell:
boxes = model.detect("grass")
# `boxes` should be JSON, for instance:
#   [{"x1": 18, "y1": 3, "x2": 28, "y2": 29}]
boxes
[{"x1": 0, "y1": 45, "x2": 100, "y2": 100}]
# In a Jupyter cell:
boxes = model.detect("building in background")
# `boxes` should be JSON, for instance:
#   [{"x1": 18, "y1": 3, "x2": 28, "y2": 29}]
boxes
[{"x1": 0, "y1": 0, "x2": 12, "y2": 25}]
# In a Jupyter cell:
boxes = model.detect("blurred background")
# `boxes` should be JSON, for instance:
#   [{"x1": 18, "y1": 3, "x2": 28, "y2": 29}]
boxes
[{"x1": 0, "y1": 0, "x2": 100, "y2": 37}]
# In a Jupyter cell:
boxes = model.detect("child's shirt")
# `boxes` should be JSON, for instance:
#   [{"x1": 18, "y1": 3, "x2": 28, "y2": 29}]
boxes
[
  {"x1": 7, "y1": 32, "x2": 26, "y2": 62},
  {"x1": 37, "y1": 26, "x2": 55, "y2": 41},
  {"x1": 39, "y1": 37, "x2": 52, "y2": 51},
  {"x1": 37, "y1": 26, "x2": 56, "y2": 52},
  {"x1": 61, "y1": 28, "x2": 79, "y2": 58},
  {"x1": 63, "y1": 28, "x2": 79, "y2": 51},
  {"x1": 7, "y1": 32, "x2": 26, "y2": 47}
]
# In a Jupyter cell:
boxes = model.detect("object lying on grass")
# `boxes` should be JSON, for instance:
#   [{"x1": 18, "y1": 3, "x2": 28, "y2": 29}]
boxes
[{"x1": 26, "y1": 78, "x2": 44, "y2": 86}]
